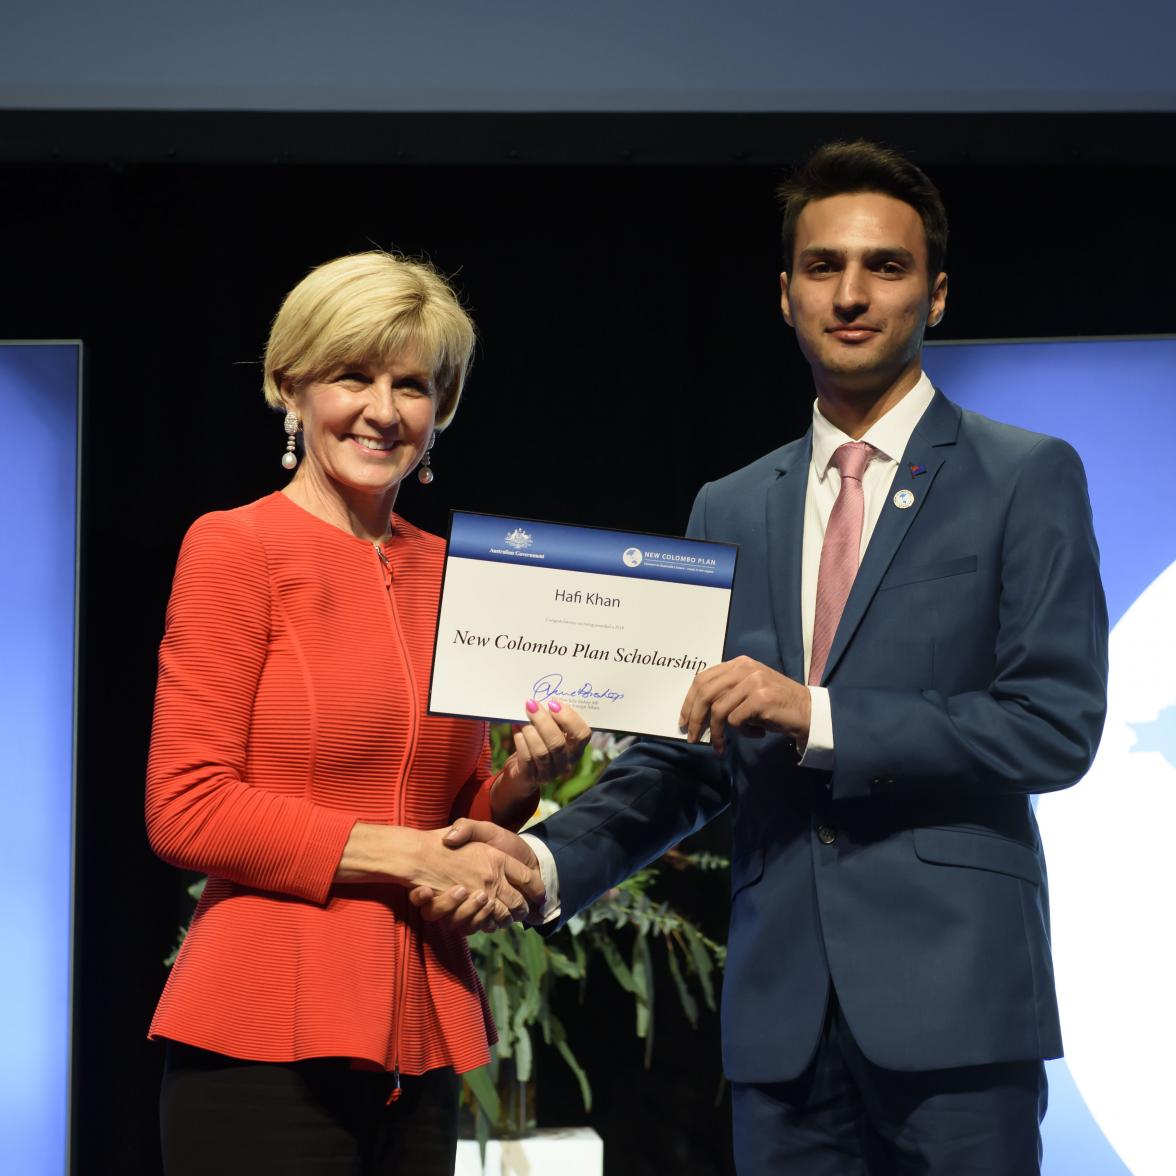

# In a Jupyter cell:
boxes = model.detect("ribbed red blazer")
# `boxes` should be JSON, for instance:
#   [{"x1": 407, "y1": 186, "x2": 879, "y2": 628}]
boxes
[{"x1": 147, "y1": 492, "x2": 504, "y2": 1074}]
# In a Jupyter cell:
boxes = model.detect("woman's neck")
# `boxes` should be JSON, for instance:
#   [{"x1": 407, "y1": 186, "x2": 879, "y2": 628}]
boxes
[{"x1": 282, "y1": 469, "x2": 398, "y2": 544}]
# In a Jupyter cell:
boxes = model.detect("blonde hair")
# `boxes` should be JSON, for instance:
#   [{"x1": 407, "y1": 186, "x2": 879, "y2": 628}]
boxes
[{"x1": 262, "y1": 251, "x2": 476, "y2": 429}]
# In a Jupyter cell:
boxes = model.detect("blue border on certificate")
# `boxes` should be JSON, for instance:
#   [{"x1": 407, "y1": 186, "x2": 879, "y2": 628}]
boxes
[{"x1": 446, "y1": 511, "x2": 736, "y2": 588}]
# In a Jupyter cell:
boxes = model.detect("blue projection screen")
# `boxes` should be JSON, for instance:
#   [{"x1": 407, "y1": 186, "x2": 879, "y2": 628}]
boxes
[
  {"x1": 923, "y1": 337, "x2": 1176, "y2": 1176},
  {"x1": 0, "y1": 343, "x2": 81, "y2": 1174}
]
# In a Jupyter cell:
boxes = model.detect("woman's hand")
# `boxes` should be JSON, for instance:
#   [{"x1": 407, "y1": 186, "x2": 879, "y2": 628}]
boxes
[
  {"x1": 400, "y1": 825, "x2": 543, "y2": 929},
  {"x1": 490, "y1": 699, "x2": 591, "y2": 827},
  {"x1": 410, "y1": 818, "x2": 544, "y2": 934},
  {"x1": 335, "y1": 822, "x2": 543, "y2": 928},
  {"x1": 511, "y1": 698, "x2": 592, "y2": 784},
  {"x1": 409, "y1": 702, "x2": 589, "y2": 930}
]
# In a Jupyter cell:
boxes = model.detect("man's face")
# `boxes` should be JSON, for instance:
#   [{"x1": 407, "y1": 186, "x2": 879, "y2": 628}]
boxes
[{"x1": 780, "y1": 192, "x2": 947, "y2": 395}]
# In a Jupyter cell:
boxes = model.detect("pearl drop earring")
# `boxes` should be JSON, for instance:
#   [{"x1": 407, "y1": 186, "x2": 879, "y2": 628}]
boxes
[
  {"x1": 281, "y1": 410, "x2": 299, "y2": 470},
  {"x1": 418, "y1": 434, "x2": 436, "y2": 484}
]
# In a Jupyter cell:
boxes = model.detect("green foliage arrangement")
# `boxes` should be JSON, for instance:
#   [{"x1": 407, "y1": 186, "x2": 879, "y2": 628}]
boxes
[
  {"x1": 461, "y1": 726, "x2": 727, "y2": 1146},
  {"x1": 166, "y1": 726, "x2": 728, "y2": 1147}
]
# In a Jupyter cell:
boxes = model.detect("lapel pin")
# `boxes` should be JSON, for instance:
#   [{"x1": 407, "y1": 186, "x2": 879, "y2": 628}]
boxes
[
  {"x1": 893, "y1": 489, "x2": 915, "y2": 510},
  {"x1": 908, "y1": 463, "x2": 926, "y2": 477}
]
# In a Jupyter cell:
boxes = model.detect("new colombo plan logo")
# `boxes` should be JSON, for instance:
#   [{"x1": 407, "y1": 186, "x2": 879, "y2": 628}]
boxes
[{"x1": 622, "y1": 547, "x2": 643, "y2": 568}]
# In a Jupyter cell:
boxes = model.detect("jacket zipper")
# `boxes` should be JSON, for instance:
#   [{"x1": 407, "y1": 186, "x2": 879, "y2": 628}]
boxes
[{"x1": 375, "y1": 542, "x2": 416, "y2": 1103}]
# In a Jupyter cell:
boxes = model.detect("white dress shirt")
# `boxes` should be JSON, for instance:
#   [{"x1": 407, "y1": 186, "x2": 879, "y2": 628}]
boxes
[
  {"x1": 799, "y1": 373, "x2": 936, "y2": 768},
  {"x1": 525, "y1": 373, "x2": 938, "y2": 918}
]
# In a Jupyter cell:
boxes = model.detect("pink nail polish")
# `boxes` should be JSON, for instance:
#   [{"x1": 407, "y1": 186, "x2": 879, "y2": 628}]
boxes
[
  {"x1": 525, "y1": 699, "x2": 539, "y2": 714},
  {"x1": 548, "y1": 699, "x2": 562, "y2": 713}
]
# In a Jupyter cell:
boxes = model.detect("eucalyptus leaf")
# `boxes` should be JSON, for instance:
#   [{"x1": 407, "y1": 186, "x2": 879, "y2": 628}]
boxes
[
  {"x1": 684, "y1": 923, "x2": 717, "y2": 1011},
  {"x1": 492, "y1": 929, "x2": 524, "y2": 967},
  {"x1": 635, "y1": 933, "x2": 655, "y2": 1066},
  {"x1": 462, "y1": 1063, "x2": 502, "y2": 1122},
  {"x1": 665, "y1": 938, "x2": 699, "y2": 1027},
  {"x1": 632, "y1": 932, "x2": 652, "y2": 1041},
  {"x1": 551, "y1": 745, "x2": 603, "y2": 805},
  {"x1": 617, "y1": 868, "x2": 658, "y2": 896},
  {"x1": 519, "y1": 927, "x2": 549, "y2": 982},
  {"x1": 512, "y1": 1014, "x2": 534, "y2": 1082},
  {"x1": 553, "y1": 1033, "x2": 593, "y2": 1111},
  {"x1": 514, "y1": 976, "x2": 541, "y2": 1028},
  {"x1": 162, "y1": 927, "x2": 185, "y2": 967},
  {"x1": 543, "y1": 942, "x2": 584, "y2": 979},
  {"x1": 595, "y1": 936, "x2": 638, "y2": 994},
  {"x1": 475, "y1": 1098, "x2": 490, "y2": 1157},
  {"x1": 489, "y1": 976, "x2": 513, "y2": 1057}
]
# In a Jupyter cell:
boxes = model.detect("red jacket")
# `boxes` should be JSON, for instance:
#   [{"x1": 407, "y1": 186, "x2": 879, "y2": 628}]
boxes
[{"x1": 147, "y1": 492, "x2": 502, "y2": 1074}]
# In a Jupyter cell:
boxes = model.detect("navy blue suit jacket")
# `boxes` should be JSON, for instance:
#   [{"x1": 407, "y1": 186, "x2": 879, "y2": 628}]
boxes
[{"x1": 528, "y1": 390, "x2": 1109, "y2": 1082}]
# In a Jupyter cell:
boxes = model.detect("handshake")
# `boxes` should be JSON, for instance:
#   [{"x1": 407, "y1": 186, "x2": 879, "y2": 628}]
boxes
[{"x1": 409, "y1": 818, "x2": 546, "y2": 935}]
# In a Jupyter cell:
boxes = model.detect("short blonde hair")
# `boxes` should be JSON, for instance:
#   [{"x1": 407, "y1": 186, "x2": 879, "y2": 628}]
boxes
[{"x1": 262, "y1": 251, "x2": 476, "y2": 429}]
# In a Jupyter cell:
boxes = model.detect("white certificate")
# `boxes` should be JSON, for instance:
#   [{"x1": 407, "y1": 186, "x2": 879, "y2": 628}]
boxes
[{"x1": 428, "y1": 512, "x2": 738, "y2": 741}]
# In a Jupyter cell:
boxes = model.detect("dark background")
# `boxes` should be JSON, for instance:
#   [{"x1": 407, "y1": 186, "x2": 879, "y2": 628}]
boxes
[{"x1": 2, "y1": 110, "x2": 1173, "y2": 1175}]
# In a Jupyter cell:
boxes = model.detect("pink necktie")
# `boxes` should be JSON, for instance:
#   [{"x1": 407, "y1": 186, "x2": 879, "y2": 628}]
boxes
[{"x1": 809, "y1": 441, "x2": 875, "y2": 685}]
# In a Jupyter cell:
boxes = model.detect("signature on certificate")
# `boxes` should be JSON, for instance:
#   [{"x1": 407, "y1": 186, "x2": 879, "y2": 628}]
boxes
[{"x1": 532, "y1": 672, "x2": 625, "y2": 704}]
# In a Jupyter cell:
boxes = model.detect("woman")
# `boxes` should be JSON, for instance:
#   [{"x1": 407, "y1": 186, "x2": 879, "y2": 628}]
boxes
[{"x1": 146, "y1": 251, "x2": 589, "y2": 1175}]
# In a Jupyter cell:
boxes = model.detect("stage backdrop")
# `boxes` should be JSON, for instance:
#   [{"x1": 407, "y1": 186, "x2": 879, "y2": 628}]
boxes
[
  {"x1": 0, "y1": 342, "x2": 81, "y2": 1174},
  {"x1": 924, "y1": 336, "x2": 1176, "y2": 1176}
]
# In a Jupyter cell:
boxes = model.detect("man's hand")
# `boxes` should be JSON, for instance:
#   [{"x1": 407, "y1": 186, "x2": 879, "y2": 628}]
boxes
[
  {"x1": 409, "y1": 819, "x2": 542, "y2": 935},
  {"x1": 679, "y1": 655, "x2": 812, "y2": 755}
]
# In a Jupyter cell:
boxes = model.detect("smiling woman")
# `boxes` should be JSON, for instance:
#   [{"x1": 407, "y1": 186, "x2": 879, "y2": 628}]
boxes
[
  {"x1": 145, "y1": 251, "x2": 590, "y2": 1176},
  {"x1": 264, "y1": 252, "x2": 475, "y2": 537}
]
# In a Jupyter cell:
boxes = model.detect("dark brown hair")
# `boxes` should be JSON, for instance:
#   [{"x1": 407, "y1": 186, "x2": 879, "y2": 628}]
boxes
[{"x1": 778, "y1": 140, "x2": 948, "y2": 279}]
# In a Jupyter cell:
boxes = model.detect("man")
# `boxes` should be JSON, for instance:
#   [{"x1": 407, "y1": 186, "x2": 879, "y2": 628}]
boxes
[{"x1": 419, "y1": 141, "x2": 1108, "y2": 1173}]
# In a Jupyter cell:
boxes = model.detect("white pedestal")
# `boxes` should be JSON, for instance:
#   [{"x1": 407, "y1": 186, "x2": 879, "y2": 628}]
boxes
[{"x1": 455, "y1": 1127, "x2": 604, "y2": 1175}]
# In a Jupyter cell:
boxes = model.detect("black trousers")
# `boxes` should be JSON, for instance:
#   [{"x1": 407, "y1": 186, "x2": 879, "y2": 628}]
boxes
[
  {"x1": 160, "y1": 1042, "x2": 460, "y2": 1176},
  {"x1": 731, "y1": 996, "x2": 1047, "y2": 1176}
]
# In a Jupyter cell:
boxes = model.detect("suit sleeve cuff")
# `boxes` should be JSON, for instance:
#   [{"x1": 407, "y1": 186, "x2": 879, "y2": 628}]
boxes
[
  {"x1": 798, "y1": 685, "x2": 835, "y2": 771},
  {"x1": 520, "y1": 833, "x2": 561, "y2": 924}
]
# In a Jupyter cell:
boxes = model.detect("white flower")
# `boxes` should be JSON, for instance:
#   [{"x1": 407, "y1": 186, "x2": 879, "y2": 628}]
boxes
[{"x1": 588, "y1": 731, "x2": 637, "y2": 759}]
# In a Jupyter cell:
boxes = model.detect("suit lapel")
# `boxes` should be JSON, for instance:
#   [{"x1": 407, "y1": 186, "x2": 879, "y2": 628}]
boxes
[
  {"x1": 765, "y1": 433, "x2": 811, "y2": 681},
  {"x1": 819, "y1": 391, "x2": 962, "y2": 684}
]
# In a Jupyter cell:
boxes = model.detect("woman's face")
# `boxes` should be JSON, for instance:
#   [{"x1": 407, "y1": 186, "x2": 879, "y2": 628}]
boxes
[{"x1": 286, "y1": 353, "x2": 437, "y2": 503}]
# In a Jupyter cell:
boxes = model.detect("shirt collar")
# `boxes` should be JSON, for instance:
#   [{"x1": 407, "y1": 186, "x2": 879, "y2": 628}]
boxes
[{"x1": 810, "y1": 372, "x2": 936, "y2": 480}]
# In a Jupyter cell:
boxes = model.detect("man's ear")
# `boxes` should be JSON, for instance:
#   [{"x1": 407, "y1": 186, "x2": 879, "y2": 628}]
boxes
[
  {"x1": 928, "y1": 272, "x2": 948, "y2": 328},
  {"x1": 780, "y1": 271, "x2": 794, "y2": 327}
]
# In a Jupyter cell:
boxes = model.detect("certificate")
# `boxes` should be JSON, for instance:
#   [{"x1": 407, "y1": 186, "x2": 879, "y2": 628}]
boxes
[{"x1": 428, "y1": 512, "x2": 737, "y2": 740}]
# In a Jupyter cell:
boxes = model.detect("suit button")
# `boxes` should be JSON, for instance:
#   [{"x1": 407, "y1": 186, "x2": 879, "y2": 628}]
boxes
[{"x1": 817, "y1": 825, "x2": 836, "y2": 845}]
